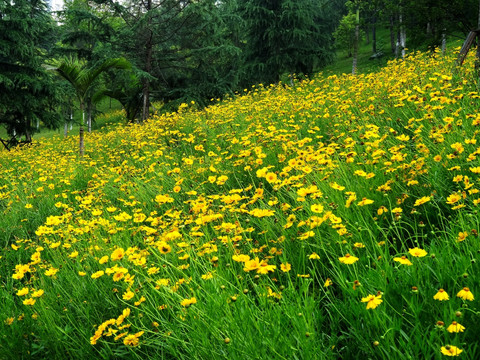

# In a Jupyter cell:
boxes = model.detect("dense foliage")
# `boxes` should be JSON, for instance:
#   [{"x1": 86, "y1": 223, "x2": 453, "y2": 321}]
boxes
[
  {"x1": 0, "y1": 0, "x2": 60, "y2": 142},
  {"x1": 2, "y1": 0, "x2": 478, "y2": 138}
]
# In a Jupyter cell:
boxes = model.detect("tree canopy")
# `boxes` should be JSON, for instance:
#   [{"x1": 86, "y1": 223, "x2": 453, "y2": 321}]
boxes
[
  {"x1": 0, "y1": 0, "x2": 60, "y2": 142},
  {"x1": 1, "y1": 0, "x2": 479, "y2": 142}
]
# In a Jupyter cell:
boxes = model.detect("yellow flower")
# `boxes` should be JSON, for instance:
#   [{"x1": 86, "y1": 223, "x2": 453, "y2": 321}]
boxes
[
  {"x1": 408, "y1": 247, "x2": 427, "y2": 257},
  {"x1": 216, "y1": 175, "x2": 228, "y2": 185},
  {"x1": 134, "y1": 296, "x2": 146, "y2": 306},
  {"x1": 122, "y1": 290, "x2": 135, "y2": 301},
  {"x1": 339, "y1": 253, "x2": 359, "y2": 264},
  {"x1": 180, "y1": 297, "x2": 197, "y2": 308},
  {"x1": 155, "y1": 194, "x2": 174, "y2": 205},
  {"x1": 91, "y1": 270, "x2": 105, "y2": 279},
  {"x1": 457, "y1": 231, "x2": 468, "y2": 242},
  {"x1": 23, "y1": 298, "x2": 36, "y2": 306},
  {"x1": 16, "y1": 287, "x2": 29, "y2": 296},
  {"x1": 232, "y1": 254, "x2": 250, "y2": 263},
  {"x1": 158, "y1": 242, "x2": 171, "y2": 254},
  {"x1": 308, "y1": 252, "x2": 320, "y2": 260},
  {"x1": 280, "y1": 263, "x2": 291, "y2": 272},
  {"x1": 393, "y1": 256, "x2": 412, "y2": 266},
  {"x1": 433, "y1": 289, "x2": 449, "y2": 301},
  {"x1": 110, "y1": 248, "x2": 125, "y2": 261},
  {"x1": 446, "y1": 193, "x2": 461, "y2": 205},
  {"x1": 45, "y1": 267, "x2": 59, "y2": 277},
  {"x1": 324, "y1": 278, "x2": 332, "y2": 287},
  {"x1": 265, "y1": 172, "x2": 277, "y2": 184},
  {"x1": 377, "y1": 206, "x2": 388, "y2": 215},
  {"x1": 123, "y1": 331, "x2": 144, "y2": 347},
  {"x1": 345, "y1": 192, "x2": 356, "y2": 208},
  {"x1": 201, "y1": 272, "x2": 213, "y2": 280},
  {"x1": 31, "y1": 289, "x2": 44, "y2": 298},
  {"x1": 361, "y1": 294, "x2": 383, "y2": 309},
  {"x1": 446, "y1": 321, "x2": 465, "y2": 333},
  {"x1": 329, "y1": 182, "x2": 345, "y2": 191},
  {"x1": 413, "y1": 196, "x2": 431, "y2": 207},
  {"x1": 357, "y1": 198, "x2": 374, "y2": 206},
  {"x1": 310, "y1": 204, "x2": 324, "y2": 213},
  {"x1": 249, "y1": 208, "x2": 275, "y2": 217},
  {"x1": 456, "y1": 287, "x2": 474, "y2": 301},
  {"x1": 440, "y1": 345, "x2": 463, "y2": 357},
  {"x1": 112, "y1": 272, "x2": 124, "y2": 282},
  {"x1": 256, "y1": 263, "x2": 276, "y2": 274}
]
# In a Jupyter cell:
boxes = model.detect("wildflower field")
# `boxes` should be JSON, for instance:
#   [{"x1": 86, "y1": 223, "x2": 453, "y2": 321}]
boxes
[{"x1": 2, "y1": 49, "x2": 480, "y2": 359}]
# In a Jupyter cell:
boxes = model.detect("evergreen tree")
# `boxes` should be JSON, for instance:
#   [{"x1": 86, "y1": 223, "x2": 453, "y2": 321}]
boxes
[
  {"x1": 57, "y1": 0, "x2": 115, "y2": 62},
  {"x1": 159, "y1": 0, "x2": 243, "y2": 108},
  {"x1": 240, "y1": 0, "x2": 335, "y2": 85},
  {"x1": 0, "y1": 0, "x2": 60, "y2": 143}
]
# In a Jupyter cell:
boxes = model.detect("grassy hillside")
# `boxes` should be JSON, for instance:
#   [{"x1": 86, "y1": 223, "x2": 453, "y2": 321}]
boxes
[
  {"x1": 1, "y1": 47, "x2": 480, "y2": 359},
  {"x1": 0, "y1": 98, "x2": 124, "y2": 143}
]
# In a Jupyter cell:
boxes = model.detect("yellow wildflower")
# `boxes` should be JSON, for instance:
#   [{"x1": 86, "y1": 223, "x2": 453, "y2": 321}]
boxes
[
  {"x1": 433, "y1": 289, "x2": 449, "y2": 301},
  {"x1": 446, "y1": 321, "x2": 465, "y2": 333},
  {"x1": 457, "y1": 287, "x2": 474, "y2": 301},
  {"x1": 408, "y1": 247, "x2": 427, "y2": 257},
  {"x1": 393, "y1": 256, "x2": 412, "y2": 266},
  {"x1": 361, "y1": 294, "x2": 383, "y2": 309},
  {"x1": 339, "y1": 253, "x2": 359, "y2": 264},
  {"x1": 440, "y1": 345, "x2": 463, "y2": 357},
  {"x1": 413, "y1": 196, "x2": 431, "y2": 207}
]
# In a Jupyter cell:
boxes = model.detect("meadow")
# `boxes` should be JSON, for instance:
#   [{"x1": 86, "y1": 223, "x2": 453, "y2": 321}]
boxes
[{"x1": 1, "y1": 48, "x2": 480, "y2": 359}]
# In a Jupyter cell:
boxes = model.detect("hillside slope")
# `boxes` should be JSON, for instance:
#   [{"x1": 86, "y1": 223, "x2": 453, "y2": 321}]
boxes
[{"x1": 1, "y1": 48, "x2": 480, "y2": 359}]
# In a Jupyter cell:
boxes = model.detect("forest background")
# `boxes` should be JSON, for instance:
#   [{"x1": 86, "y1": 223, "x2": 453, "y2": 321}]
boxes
[{"x1": 1, "y1": 0, "x2": 479, "y2": 144}]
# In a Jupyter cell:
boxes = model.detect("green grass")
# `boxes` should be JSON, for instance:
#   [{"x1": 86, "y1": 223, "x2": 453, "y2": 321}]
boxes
[
  {"x1": 324, "y1": 29, "x2": 465, "y2": 75},
  {"x1": 0, "y1": 98, "x2": 124, "y2": 143}
]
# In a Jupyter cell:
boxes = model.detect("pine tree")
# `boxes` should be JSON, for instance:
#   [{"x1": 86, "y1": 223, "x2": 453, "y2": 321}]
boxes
[
  {"x1": 240, "y1": 0, "x2": 335, "y2": 85},
  {"x1": 0, "y1": 0, "x2": 60, "y2": 144}
]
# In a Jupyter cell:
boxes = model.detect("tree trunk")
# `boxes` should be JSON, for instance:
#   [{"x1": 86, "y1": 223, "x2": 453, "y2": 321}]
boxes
[
  {"x1": 352, "y1": 7, "x2": 360, "y2": 74},
  {"x1": 396, "y1": 29, "x2": 400, "y2": 59},
  {"x1": 441, "y1": 29, "x2": 446, "y2": 54},
  {"x1": 79, "y1": 126, "x2": 84, "y2": 157},
  {"x1": 24, "y1": 116, "x2": 32, "y2": 142},
  {"x1": 142, "y1": 0, "x2": 153, "y2": 123},
  {"x1": 79, "y1": 102, "x2": 85, "y2": 156},
  {"x1": 25, "y1": 124, "x2": 31, "y2": 143},
  {"x1": 372, "y1": 13, "x2": 377, "y2": 54},
  {"x1": 87, "y1": 99, "x2": 92, "y2": 133},
  {"x1": 399, "y1": 12, "x2": 406, "y2": 59},
  {"x1": 389, "y1": 15, "x2": 395, "y2": 54},
  {"x1": 64, "y1": 120, "x2": 68, "y2": 137}
]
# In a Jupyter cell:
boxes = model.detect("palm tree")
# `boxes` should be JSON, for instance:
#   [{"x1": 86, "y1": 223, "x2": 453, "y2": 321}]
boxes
[{"x1": 54, "y1": 57, "x2": 131, "y2": 155}]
